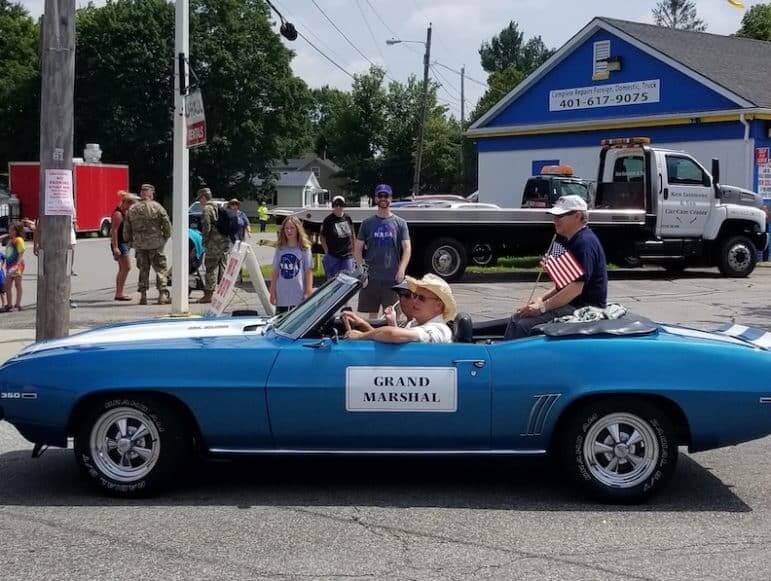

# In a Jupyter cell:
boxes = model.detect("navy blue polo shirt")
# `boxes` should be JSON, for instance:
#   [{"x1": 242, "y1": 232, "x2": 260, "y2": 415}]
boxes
[{"x1": 562, "y1": 226, "x2": 608, "y2": 308}]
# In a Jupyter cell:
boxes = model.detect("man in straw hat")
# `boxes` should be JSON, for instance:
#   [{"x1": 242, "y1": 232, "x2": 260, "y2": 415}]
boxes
[
  {"x1": 346, "y1": 274, "x2": 456, "y2": 344},
  {"x1": 504, "y1": 195, "x2": 607, "y2": 340}
]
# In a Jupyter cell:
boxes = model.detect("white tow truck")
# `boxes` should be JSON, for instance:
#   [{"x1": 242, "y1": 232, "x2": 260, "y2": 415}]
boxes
[{"x1": 287, "y1": 138, "x2": 768, "y2": 280}]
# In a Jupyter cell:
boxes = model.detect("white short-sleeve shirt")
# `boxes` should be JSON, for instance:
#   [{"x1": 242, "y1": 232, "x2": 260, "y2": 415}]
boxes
[{"x1": 407, "y1": 315, "x2": 452, "y2": 344}]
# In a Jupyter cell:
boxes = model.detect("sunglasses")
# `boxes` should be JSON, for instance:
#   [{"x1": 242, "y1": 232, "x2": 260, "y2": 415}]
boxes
[{"x1": 396, "y1": 289, "x2": 440, "y2": 303}]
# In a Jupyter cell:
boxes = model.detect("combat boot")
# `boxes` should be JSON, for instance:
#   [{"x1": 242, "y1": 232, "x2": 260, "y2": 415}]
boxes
[
  {"x1": 139, "y1": 291, "x2": 148, "y2": 306},
  {"x1": 158, "y1": 289, "x2": 171, "y2": 305},
  {"x1": 198, "y1": 291, "x2": 213, "y2": 304}
]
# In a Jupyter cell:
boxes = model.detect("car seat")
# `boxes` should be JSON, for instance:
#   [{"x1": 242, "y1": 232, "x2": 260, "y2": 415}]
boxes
[{"x1": 452, "y1": 312, "x2": 474, "y2": 343}]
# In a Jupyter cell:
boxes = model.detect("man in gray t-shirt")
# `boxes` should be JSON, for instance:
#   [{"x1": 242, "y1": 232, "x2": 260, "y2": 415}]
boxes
[{"x1": 354, "y1": 184, "x2": 411, "y2": 317}]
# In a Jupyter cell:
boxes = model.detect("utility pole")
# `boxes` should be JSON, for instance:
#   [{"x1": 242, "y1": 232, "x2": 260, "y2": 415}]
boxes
[
  {"x1": 171, "y1": 0, "x2": 190, "y2": 315},
  {"x1": 460, "y1": 65, "x2": 465, "y2": 189},
  {"x1": 412, "y1": 23, "x2": 432, "y2": 197},
  {"x1": 36, "y1": 0, "x2": 75, "y2": 341}
]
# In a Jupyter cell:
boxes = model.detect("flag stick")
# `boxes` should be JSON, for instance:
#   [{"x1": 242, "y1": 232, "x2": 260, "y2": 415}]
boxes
[{"x1": 525, "y1": 234, "x2": 557, "y2": 306}]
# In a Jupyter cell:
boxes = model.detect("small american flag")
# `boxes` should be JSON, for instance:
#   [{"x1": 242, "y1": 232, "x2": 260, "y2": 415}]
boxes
[{"x1": 542, "y1": 241, "x2": 584, "y2": 289}]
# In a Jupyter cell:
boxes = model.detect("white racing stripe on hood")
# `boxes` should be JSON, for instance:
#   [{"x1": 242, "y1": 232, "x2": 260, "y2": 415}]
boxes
[{"x1": 18, "y1": 317, "x2": 272, "y2": 355}]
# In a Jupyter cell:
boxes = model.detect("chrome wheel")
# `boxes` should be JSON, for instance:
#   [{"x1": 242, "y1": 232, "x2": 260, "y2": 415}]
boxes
[
  {"x1": 726, "y1": 243, "x2": 751, "y2": 273},
  {"x1": 432, "y1": 245, "x2": 461, "y2": 277},
  {"x1": 583, "y1": 412, "x2": 659, "y2": 489},
  {"x1": 89, "y1": 407, "x2": 161, "y2": 483}
]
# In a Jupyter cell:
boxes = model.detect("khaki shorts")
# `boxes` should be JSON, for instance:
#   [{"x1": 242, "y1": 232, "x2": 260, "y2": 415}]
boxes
[{"x1": 357, "y1": 279, "x2": 398, "y2": 313}]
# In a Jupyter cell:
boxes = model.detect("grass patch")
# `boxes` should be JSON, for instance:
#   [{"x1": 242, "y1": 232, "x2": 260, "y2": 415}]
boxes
[{"x1": 467, "y1": 255, "x2": 619, "y2": 274}]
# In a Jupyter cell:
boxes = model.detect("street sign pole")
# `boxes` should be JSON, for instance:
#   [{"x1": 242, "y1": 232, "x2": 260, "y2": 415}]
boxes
[{"x1": 171, "y1": 0, "x2": 190, "y2": 315}]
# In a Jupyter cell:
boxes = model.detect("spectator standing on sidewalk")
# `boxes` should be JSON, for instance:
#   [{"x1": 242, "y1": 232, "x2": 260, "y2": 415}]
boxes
[
  {"x1": 257, "y1": 200, "x2": 269, "y2": 233},
  {"x1": 228, "y1": 198, "x2": 251, "y2": 242},
  {"x1": 111, "y1": 191, "x2": 139, "y2": 301},
  {"x1": 269, "y1": 215, "x2": 313, "y2": 313},
  {"x1": 1, "y1": 220, "x2": 25, "y2": 311},
  {"x1": 197, "y1": 187, "x2": 230, "y2": 303},
  {"x1": 320, "y1": 195, "x2": 355, "y2": 280},
  {"x1": 123, "y1": 184, "x2": 172, "y2": 305},
  {"x1": 354, "y1": 184, "x2": 411, "y2": 318}
]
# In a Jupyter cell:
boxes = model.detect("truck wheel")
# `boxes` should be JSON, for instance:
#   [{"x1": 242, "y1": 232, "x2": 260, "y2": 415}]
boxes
[
  {"x1": 557, "y1": 398, "x2": 678, "y2": 504},
  {"x1": 470, "y1": 243, "x2": 497, "y2": 267},
  {"x1": 425, "y1": 237, "x2": 467, "y2": 281},
  {"x1": 717, "y1": 235, "x2": 756, "y2": 277},
  {"x1": 99, "y1": 219, "x2": 111, "y2": 238},
  {"x1": 74, "y1": 395, "x2": 193, "y2": 497}
]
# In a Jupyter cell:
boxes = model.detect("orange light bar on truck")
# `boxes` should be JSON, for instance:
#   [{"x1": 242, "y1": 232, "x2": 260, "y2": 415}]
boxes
[
  {"x1": 540, "y1": 165, "x2": 574, "y2": 176},
  {"x1": 600, "y1": 137, "x2": 651, "y2": 147}
]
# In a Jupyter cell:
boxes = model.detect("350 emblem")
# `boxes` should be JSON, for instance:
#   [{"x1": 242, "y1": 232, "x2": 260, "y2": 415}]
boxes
[{"x1": 1, "y1": 392, "x2": 37, "y2": 400}]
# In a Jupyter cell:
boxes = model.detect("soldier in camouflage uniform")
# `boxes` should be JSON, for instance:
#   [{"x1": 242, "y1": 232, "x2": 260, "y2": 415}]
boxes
[
  {"x1": 123, "y1": 184, "x2": 172, "y2": 305},
  {"x1": 197, "y1": 187, "x2": 230, "y2": 303}
]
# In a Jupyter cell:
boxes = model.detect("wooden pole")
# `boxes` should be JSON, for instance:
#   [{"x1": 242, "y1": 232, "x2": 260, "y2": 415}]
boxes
[
  {"x1": 411, "y1": 23, "x2": 431, "y2": 197},
  {"x1": 36, "y1": 0, "x2": 75, "y2": 341}
]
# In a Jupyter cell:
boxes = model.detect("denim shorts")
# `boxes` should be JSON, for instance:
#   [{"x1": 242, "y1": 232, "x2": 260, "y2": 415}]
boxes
[
  {"x1": 322, "y1": 254, "x2": 355, "y2": 280},
  {"x1": 112, "y1": 242, "x2": 131, "y2": 260}
]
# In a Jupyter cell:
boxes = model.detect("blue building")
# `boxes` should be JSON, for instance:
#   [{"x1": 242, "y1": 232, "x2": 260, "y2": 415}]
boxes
[{"x1": 468, "y1": 18, "x2": 771, "y2": 208}]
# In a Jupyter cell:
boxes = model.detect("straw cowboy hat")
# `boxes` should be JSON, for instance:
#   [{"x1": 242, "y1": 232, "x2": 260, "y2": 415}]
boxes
[{"x1": 408, "y1": 274, "x2": 458, "y2": 321}]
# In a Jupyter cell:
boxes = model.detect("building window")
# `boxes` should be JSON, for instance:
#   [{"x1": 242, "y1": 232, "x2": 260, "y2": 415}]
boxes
[{"x1": 311, "y1": 166, "x2": 321, "y2": 178}]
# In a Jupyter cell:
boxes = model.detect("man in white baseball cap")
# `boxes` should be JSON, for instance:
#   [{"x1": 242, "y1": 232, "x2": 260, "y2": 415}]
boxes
[
  {"x1": 346, "y1": 274, "x2": 456, "y2": 344},
  {"x1": 504, "y1": 195, "x2": 608, "y2": 339}
]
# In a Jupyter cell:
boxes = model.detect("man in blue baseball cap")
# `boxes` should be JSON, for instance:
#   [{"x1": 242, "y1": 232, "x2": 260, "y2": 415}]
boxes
[{"x1": 354, "y1": 183, "x2": 412, "y2": 317}]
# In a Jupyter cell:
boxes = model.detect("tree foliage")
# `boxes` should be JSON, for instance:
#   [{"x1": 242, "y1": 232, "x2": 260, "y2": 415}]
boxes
[
  {"x1": 309, "y1": 67, "x2": 463, "y2": 197},
  {"x1": 0, "y1": 0, "x2": 40, "y2": 173},
  {"x1": 652, "y1": 0, "x2": 707, "y2": 32},
  {"x1": 736, "y1": 3, "x2": 771, "y2": 41},
  {"x1": 478, "y1": 21, "x2": 552, "y2": 76}
]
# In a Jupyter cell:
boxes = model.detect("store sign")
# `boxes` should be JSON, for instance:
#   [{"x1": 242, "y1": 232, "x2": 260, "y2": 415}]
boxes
[
  {"x1": 549, "y1": 79, "x2": 660, "y2": 112},
  {"x1": 185, "y1": 89, "x2": 207, "y2": 148}
]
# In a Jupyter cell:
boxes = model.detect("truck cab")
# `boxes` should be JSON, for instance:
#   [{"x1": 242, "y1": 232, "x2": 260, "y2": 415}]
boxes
[
  {"x1": 596, "y1": 138, "x2": 768, "y2": 276},
  {"x1": 522, "y1": 165, "x2": 593, "y2": 208}
]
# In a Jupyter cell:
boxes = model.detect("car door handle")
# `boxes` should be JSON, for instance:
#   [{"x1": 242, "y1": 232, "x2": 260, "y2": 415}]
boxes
[
  {"x1": 663, "y1": 187, "x2": 669, "y2": 200},
  {"x1": 452, "y1": 359, "x2": 486, "y2": 368}
]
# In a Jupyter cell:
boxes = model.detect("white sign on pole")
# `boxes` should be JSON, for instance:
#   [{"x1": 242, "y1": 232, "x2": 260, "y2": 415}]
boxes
[
  {"x1": 185, "y1": 89, "x2": 207, "y2": 148},
  {"x1": 549, "y1": 80, "x2": 660, "y2": 112},
  {"x1": 44, "y1": 169, "x2": 75, "y2": 216}
]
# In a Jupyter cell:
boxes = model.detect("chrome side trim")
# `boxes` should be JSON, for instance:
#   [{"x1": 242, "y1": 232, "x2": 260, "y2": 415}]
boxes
[
  {"x1": 760, "y1": 397, "x2": 771, "y2": 404},
  {"x1": 209, "y1": 448, "x2": 547, "y2": 456},
  {"x1": 523, "y1": 394, "x2": 562, "y2": 436}
]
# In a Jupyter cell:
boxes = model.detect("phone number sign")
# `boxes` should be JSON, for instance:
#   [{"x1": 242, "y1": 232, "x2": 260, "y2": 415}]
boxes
[{"x1": 549, "y1": 79, "x2": 660, "y2": 112}]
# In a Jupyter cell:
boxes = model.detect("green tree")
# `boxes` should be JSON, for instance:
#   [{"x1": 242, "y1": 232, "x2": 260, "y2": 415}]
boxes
[
  {"x1": 74, "y1": 0, "x2": 312, "y2": 202},
  {"x1": 652, "y1": 0, "x2": 707, "y2": 31},
  {"x1": 478, "y1": 21, "x2": 553, "y2": 76},
  {"x1": 469, "y1": 66, "x2": 525, "y2": 123},
  {"x1": 736, "y1": 3, "x2": 771, "y2": 41},
  {"x1": 0, "y1": 0, "x2": 40, "y2": 173}
]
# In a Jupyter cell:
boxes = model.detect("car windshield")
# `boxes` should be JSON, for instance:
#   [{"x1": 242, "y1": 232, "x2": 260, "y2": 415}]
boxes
[
  {"x1": 189, "y1": 201, "x2": 201, "y2": 212},
  {"x1": 560, "y1": 181, "x2": 590, "y2": 199},
  {"x1": 273, "y1": 274, "x2": 359, "y2": 337}
]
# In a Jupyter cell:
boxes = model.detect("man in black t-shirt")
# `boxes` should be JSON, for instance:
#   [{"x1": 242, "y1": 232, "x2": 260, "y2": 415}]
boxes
[
  {"x1": 321, "y1": 195, "x2": 356, "y2": 280},
  {"x1": 504, "y1": 195, "x2": 608, "y2": 339}
]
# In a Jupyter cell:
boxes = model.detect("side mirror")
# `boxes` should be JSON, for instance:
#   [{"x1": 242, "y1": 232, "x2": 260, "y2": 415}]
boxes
[{"x1": 711, "y1": 158, "x2": 721, "y2": 199}]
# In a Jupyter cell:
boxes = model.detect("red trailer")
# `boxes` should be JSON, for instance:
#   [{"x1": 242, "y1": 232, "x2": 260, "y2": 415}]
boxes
[{"x1": 8, "y1": 162, "x2": 129, "y2": 236}]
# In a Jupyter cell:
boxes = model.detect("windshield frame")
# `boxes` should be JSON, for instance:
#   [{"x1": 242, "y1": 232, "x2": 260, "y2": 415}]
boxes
[{"x1": 273, "y1": 272, "x2": 362, "y2": 339}]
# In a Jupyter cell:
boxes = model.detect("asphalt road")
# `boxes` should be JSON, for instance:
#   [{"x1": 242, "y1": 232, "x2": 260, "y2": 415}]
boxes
[{"x1": 0, "y1": 243, "x2": 770, "y2": 579}]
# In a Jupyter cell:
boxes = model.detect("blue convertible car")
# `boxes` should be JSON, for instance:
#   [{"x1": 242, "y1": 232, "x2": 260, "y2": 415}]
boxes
[{"x1": 1, "y1": 271, "x2": 770, "y2": 503}]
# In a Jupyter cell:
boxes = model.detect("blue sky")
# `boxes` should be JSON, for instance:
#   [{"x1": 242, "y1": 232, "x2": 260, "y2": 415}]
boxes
[{"x1": 19, "y1": 0, "x2": 752, "y2": 119}]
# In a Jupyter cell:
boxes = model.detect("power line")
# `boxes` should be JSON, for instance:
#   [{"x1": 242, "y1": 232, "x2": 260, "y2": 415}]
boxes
[
  {"x1": 430, "y1": 64, "x2": 461, "y2": 98},
  {"x1": 432, "y1": 61, "x2": 488, "y2": 88},
  {"x1": 356, "y1": 0, "x2": 388, "y2": 66},
  {"x1": 271, "y1": 0, "x2": 351, "y2": 68},
  {"x1": 311, "y1": 0, "x2": 380, "y2": 70},
  {"x1": 297, "y1": 31, "x2": 355, "y2": 80},
  {"x1": 365, "y1": 0, "x2": 397, "y2": 37}
]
